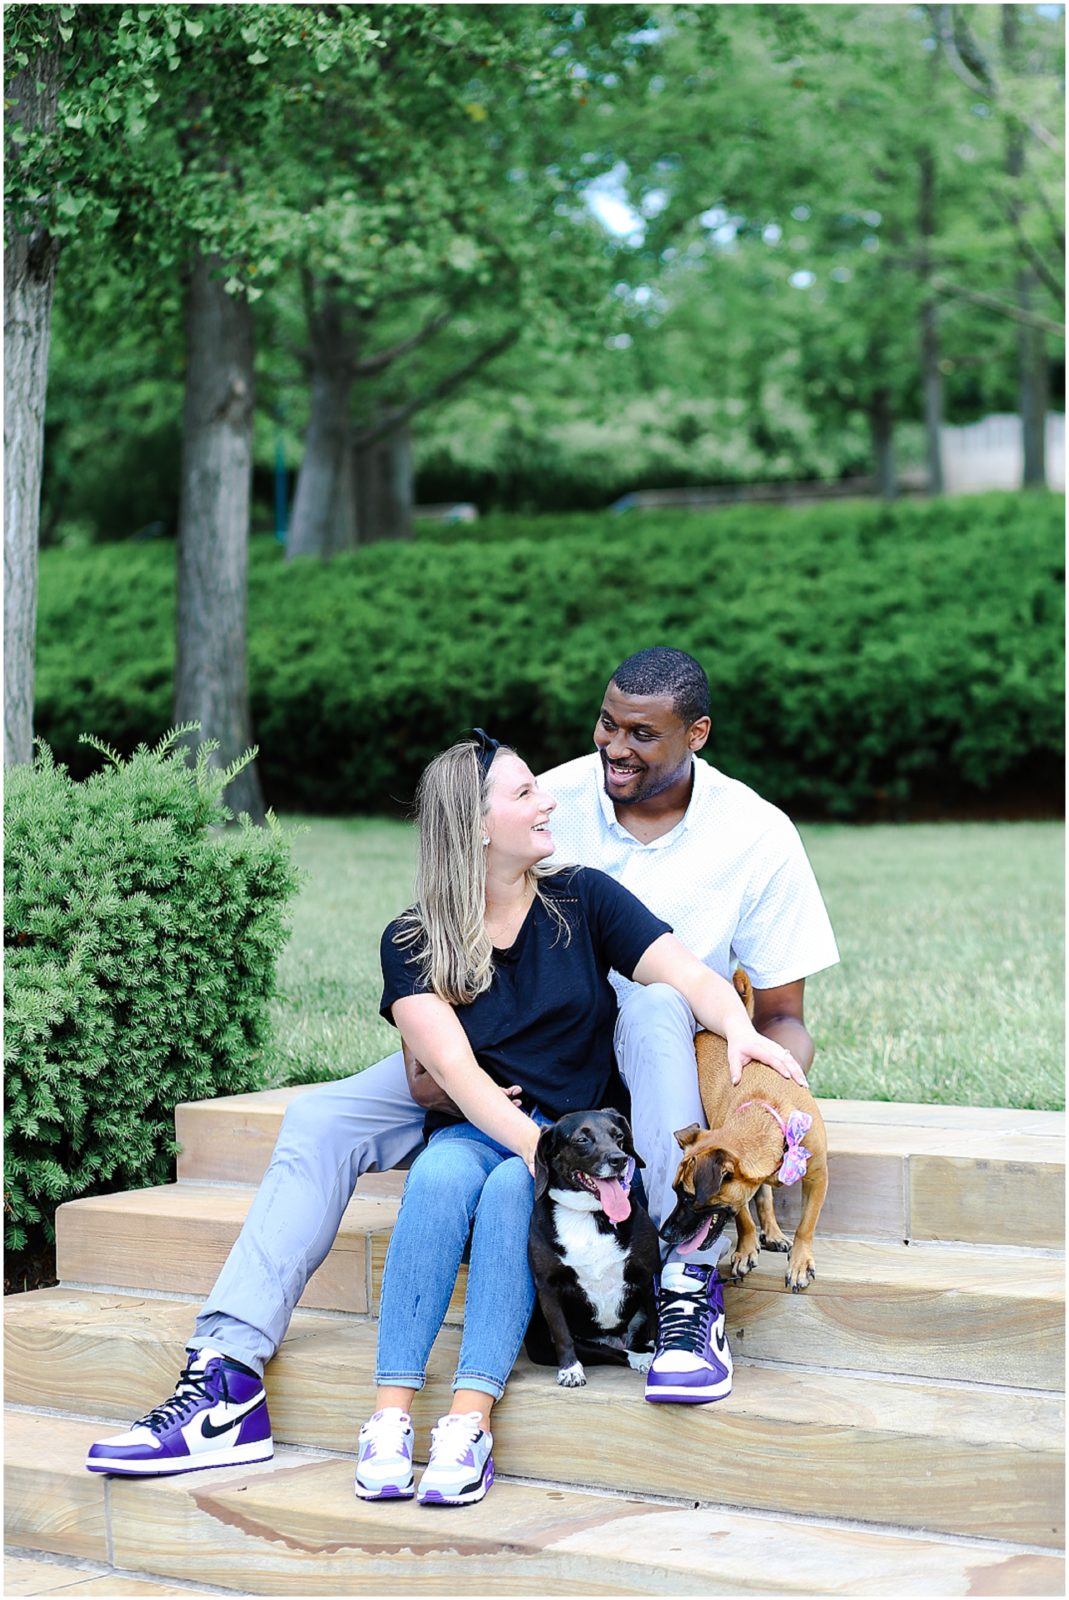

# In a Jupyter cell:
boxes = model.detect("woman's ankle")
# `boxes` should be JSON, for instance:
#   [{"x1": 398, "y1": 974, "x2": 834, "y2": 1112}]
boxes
[
  {"x1": 374, "y1": 1385, "x2": 416, "y2": 1417},
  {"x1": 450, "y1": 1389, "x2": 495, "y2": 1430}
]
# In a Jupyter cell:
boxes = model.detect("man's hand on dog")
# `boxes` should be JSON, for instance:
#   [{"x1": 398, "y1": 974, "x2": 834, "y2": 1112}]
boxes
[
  {"x1": 403, "y1": 1046, "x2": 523, "y2": 1115},
  {"x1": 726, "y1": 1027, "x2": 808, "y2": 1089}
]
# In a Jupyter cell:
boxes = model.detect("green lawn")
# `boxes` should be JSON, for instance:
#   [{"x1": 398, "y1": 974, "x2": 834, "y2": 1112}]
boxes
[
  {"x1": 262, "y1": 818, "x2": 1064, "y2": 1112},
  {"x1": 799, "y1": 823, "x2": 1063, "y2": 1109}
]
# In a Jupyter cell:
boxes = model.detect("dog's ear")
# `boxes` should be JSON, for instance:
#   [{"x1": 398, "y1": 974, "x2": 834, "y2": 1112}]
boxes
[
  {"x1": 673, "y1": 1154, "x2": 696, "y2": 1195},
  {"x1": 692, "y1": 1154, "x2": 727, "y2": 1209},
  {"x1": 674, "y1": 1123, "x2": 703, "y2": 1150},
  {"x1": 692, "y1": 1145, "x2": 738, "y2": 1209},
  {"x1": 532, "y1": 1126, "x2": 554, "y2": 1201}
]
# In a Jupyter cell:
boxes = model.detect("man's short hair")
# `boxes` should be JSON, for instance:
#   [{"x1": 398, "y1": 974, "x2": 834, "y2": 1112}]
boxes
[{"x1": 610, "y1": 647, "x2": 710, "y2": 727}]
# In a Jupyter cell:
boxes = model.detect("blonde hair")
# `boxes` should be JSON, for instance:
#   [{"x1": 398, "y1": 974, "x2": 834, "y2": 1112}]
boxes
[{"x1": 393, "y1": 739, "x2": 569, "y2": 1005}]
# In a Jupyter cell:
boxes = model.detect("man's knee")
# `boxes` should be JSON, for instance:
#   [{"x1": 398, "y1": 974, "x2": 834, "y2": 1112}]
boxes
[
  {"x1": 618, "y1": 982, "x2": 694, "y2": 1031},
  {"x1": 274, "y1": 1056, "x2": 416, "y2": 1165},
  {"x1": 615, "y1": 985, "x2": 697, "y2": 1075},
  {"x1": 275, "y1": 1084, "x2": 340, "y2": 1155}
]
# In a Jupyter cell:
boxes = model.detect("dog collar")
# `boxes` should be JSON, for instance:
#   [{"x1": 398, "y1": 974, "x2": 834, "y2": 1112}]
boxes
[{"x1": 737, "y1": 1100, "x2": 813, "y2": 1186}]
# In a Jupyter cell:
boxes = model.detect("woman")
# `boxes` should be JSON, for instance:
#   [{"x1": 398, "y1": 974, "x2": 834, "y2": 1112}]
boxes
[{"x1": 357, "y1": 731, "x2": 803, "y2": 1507}]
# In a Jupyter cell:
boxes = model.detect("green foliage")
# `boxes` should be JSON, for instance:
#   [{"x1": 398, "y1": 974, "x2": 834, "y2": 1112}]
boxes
[
  {"x1": 593, "y1": 3, "x2": 1062, "y2": 455},
  {"x1": 27, "y1": 3, "x2": 1063, "y2": 542},
  {"x1": 34, "y1": 494, "x2": 1063, "y2": 819},
  {"x1": 415, "y1": 381, "x2": 880, "y2": 513},
  {"x1": 6, "y1": 4, "x2": 384, "y2": 271},
  {"x1": 40, "y1": 279, "x2": 184, "y2": 544},
  {"x1": 3, "y1": 733, "x2": 299, "y2": 1258},
  {"x1": 30, "y1": 6, "x2": 666, "y2": 540}
]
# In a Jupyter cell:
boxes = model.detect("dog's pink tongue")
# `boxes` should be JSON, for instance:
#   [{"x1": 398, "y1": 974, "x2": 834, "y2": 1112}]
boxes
[
  {"x1": 594, "y1": 1177, "x2": 631, "y2": 1223},
  {"x1": 676, "y1": 1216, "x2": 713, "y2": 1255}
]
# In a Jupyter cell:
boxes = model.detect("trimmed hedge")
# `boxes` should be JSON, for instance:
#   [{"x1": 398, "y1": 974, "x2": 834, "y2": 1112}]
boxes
[
  {"x1": 35, "y1": 492, "x2": 1064, "y2": 818},
  {"x1": 4, "y1": 735, "x2": 298, "y2": 1259}
]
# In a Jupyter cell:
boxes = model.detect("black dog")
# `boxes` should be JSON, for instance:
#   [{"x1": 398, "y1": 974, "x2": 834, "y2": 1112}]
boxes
[{"x1": 527, "y1": 1109, "x2": 660, "y2": 1388}]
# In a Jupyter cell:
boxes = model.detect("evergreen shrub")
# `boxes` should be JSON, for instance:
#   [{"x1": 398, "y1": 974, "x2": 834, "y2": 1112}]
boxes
[
  {"x1": 34, "y1": 492, "x2": 1064, "y2": 818},
  {"x1": 4, "y1": 733, "x2": 298, "y2": 1259}
]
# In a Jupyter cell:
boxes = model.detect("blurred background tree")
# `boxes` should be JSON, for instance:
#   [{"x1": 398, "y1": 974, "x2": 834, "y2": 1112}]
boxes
[
  {"x1": 7, "y1": 4, "x2": 663, "y2": 785},
  {"x1": 6, "y1": 2, "x2": 1063, "y2": 813},
  {"x1": 27, "y1": 3, "x2": 1063, "y2": 549}
]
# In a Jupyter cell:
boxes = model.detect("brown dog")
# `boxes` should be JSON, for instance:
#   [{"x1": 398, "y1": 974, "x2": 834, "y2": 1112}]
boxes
[{"x1": 660, "y1": 970, "x2": 828, "y2": 1291}]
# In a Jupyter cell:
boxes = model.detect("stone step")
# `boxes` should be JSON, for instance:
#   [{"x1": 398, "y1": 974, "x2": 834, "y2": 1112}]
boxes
[
  {"x1": 5, "y1": 1290, "x2": 1063, "y2": 1548},
  {"x1": 54, "y1": 1182, "x2": 457, "y2": 1322},
  {"x1": 55, "y1": 1183, "x2": 1065, "y2": 1389},
  {"x1": 174, "y1": 1088, "x2": 1066, "y2": 1247},
  {"x1": 3, "y1": 1550, "x2": 223, "y2": 1596},
  {"x1": 6, "y1": 1409, "x2": 1064, "y2": 1597}
]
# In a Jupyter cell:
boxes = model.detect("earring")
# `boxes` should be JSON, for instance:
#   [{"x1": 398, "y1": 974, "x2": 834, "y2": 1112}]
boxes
[{"x1": 482, "y1": 835, "x2": 490, "y2": 846}]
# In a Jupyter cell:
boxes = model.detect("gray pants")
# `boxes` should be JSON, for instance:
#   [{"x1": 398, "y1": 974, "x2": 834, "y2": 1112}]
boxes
[{"x1": 190, "y1": 983, "x2": 718, "y2": 1375}]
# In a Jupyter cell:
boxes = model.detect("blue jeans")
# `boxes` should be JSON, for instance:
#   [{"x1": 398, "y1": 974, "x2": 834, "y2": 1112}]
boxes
[{"x1": 374, "y1": 1122, "x2": 538, "y2": 1401}]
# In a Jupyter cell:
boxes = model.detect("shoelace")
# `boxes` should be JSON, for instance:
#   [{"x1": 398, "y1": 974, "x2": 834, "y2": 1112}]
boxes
[
  {"x1": 361, "y1": 1415, "x2": 411, "y2": 1460},
  {"x1": 140, "y1": 1358, "x2": 229, "y2": 1433},
  {"x1": 656, "y1": 1287, "x2": 714, "y2": 1352},
  {"x1": 430, "y1": 1416, "x2": 482, "y2": 1464}
]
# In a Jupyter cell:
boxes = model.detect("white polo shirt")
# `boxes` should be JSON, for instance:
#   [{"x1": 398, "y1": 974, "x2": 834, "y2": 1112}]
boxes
[{"x1": 538, "y1": 752, "x2": 839, "y2": 999}]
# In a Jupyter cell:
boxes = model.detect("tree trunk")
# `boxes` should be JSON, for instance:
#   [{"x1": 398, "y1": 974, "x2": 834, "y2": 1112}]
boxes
[
  {"x1": 867, "y1": 387, "x2": 897, "y2": 499},
  {"x1": 918, "y1": 146, "x2": 944, "y2": 495},
  {"x1": 1003, "y1": 6, "x2": 1048, "y2": 488},
  {"x1": 174, "y1": 251, "x2": 264, "y2": 823},
  {"x1": 354, "y1": 421, "x2": 414, "y2": 542},
  {"x1": 4, "y1": 54, "x2": 61, "y2": 766},
  {"x1": 1017, "y1": 309, "x2": 1048, "y2": 486},
  {"x1": 287, "y1": 293, "x2": 357, "y2": 558}
]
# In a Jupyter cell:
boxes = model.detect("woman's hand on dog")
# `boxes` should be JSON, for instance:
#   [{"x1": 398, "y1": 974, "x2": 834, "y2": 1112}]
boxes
[
  {"x1": 633, "y1": 936, "x2": 810, "y2": 1091},
  {"x1": 726, "y1": 1026, "x2": 808, "y2": 1089}
]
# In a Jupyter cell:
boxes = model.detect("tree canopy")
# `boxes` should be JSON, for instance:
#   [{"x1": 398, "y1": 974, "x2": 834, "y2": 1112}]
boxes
[{"x1": 18, "y1": 4, "x2": 1062, "y2": 546}]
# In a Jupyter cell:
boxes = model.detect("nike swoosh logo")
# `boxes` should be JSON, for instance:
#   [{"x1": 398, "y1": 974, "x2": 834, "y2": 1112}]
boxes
[
  {"x1": 199, "y1": 1396, "x2": 264, "y2": 1440},
  {"x1": 714, "y1": 1325, "x2": 728, "y2": 1354}
]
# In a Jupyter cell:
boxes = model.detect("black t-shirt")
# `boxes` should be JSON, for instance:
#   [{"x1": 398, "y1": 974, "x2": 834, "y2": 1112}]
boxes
[{"x1": 379, "y1": 866, "x2": 672, "y2": 1138}]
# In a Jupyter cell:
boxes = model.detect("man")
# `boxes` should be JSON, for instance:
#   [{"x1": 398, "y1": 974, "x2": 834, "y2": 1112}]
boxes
[
  {"x1": 538, "y1": 647, "x2": 837, "y2": 1403},
  {"x1": 86, "y1": 647, "x2": 837, "y2": 1474}
]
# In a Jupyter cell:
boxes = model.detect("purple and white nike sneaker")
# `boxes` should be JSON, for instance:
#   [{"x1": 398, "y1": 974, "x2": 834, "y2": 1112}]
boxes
[
  {"x1": 644, "y1": 1261, "x2": 733, "y2": 1404},
  {"x1": 417, "y1": 1412, "x2": 494, "y2": 1506},
  {"x1": 85, "y1": 1348, "x2": 273, "y2": 1475},
  {"x1": 355, "y1": 1407, "x2": 415, "y2": 1500}
]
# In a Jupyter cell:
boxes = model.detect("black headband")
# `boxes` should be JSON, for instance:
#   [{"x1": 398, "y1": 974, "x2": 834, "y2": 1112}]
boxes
[{"x1": 470, "y1": 727, "x2": 501, "y2": 777}]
